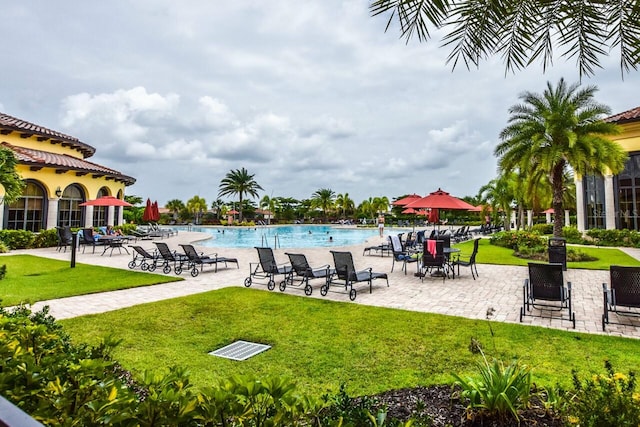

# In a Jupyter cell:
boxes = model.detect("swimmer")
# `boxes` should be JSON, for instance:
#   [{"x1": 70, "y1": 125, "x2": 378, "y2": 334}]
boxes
[{"x1": 329, "y1": 236, "x2": 333, "y2": 242}]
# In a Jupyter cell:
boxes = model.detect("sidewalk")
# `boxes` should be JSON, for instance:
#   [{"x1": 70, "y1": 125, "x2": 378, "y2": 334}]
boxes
[{"x1": 11, "y1": 232, "x2": 640, "y2": 339}]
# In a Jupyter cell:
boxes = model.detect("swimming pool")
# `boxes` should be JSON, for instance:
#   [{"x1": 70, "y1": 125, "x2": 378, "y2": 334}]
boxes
[{"x1": 178, "y1": 225, "x2": 380, "y2": 248}]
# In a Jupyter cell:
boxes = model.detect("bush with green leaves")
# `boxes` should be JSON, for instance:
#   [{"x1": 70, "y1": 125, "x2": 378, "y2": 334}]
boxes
[
  {"x1": 531, "y1": 223, "x2": 553, "y2": 235},
  {"x1": 560, "y1": 361, "x2": 640, "y2": 426},
  {"x1": 490, "y1": 230, "x2": 546, "y2": 251},
  {"x1": 562, "y1": 226, "x2": 583, "y2": 244},
  {"x1": 452, "y1": 352, "x2": 532, "y2": 423},
  {"x1": 585, "y1": 228, "x2": 640, "y2": 247},
  {"x1": 31, "y1": 228, "x2": 59, "y2": 248},
  {"x1": 0, "y1": 229, "x2": 35, "y2": 249}
]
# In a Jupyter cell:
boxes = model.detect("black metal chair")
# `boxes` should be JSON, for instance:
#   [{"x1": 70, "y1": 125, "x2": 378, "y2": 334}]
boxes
[
  {"x1": 56, "y1": 226, "x2": 73, "y2": 252},
  {"x1": 179, "y1": 244, "x2": 239, "y2": 277},
  {"x1": 153, "y1": 242, "x2": 189, "y2": 274},
  {"x1": 451, "y1": 238, "x2": 480, "y2": 280},
  {"x1": 521, "y1": 262, "x2": 575, "y2": 328},
  {"x1": 324, "y1": 251, "x2": 388, "y2": 301},
  {"x1": 244, "y1": 247, "x2": 292, "y2": 290},
  {"x1": 420, "y1": 240, "x2": 447, "y2": 282},
  {"x1": 128, "y1": 245, "x2": 159, "y2": 271},
  {"x1": 602, "y1": 265, "x2": 640, "y2": 330},
  {"x1": 283, "y1": 253, "x2": 334, "y2": 295},
  {"x1": 79, "y1": 228, "x2": 105, "y2": 254},
  {"x1": 389, "y1": 234, "x2": 418, "y2": 274}
]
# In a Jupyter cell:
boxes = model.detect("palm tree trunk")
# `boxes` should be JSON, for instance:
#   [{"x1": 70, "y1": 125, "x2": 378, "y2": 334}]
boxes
[
  {"x1": 552, "y1": 164, "x2": 565, "y2": 238},
  {"x1": 239, "y1": 195, "x2": 243, "y2": 222}
]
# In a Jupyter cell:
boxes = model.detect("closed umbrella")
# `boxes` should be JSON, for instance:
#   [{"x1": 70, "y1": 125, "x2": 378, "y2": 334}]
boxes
[
  {"x1": 142, "y1": 198, "x2": 154, "y2": 223},
  {"x1": 152, "y1": 201, "x2": 161, "y2": 222}
]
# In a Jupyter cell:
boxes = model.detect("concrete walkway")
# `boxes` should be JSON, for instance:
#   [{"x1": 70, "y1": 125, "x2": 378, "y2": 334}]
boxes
[{"x1": 10, "y1": 231, "x2": 640, "y2": 339}]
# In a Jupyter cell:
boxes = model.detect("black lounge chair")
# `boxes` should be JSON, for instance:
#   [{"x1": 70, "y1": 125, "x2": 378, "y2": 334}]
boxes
[
  {"x1": 153, "y1": 242, "x2": 189, "y2": 274},
  {"x1": 79, "y1": 228, "x2": 105, "y2": 254},
  {"x1": 324, "y1": 251, "x2": 388, "y2": 301},
  {"x1": 56, "y1": 226, "x2": 73, "y2": 252},
  {"x1": 451, "y1": 238, "x2": 480, "y2": 280},
  {"x1": 419, "y1": 240, "x2": 447, "y2": 282},
  {"x1": 602, "y1": 265, "x2": 640, "y2": 330},
  {"x1": 362, "y1": 242, "x2": 392, "y2": 257},
  {"x1": 128, "y1": 245, "x2": 159, "y2": 271},
  {"x1": 520, "y1": 262, "x2": 575, "y2": 328},
  {"x1": 179, "y1": 244, "x2": 239, "y2": 277},
  {"x1": 389, "y1": 234, "x2": 418, "y2": 275},
  {"x1": 283, "y1": 253, "x2": 334, "y2": 295},
  {"x1": 244, "y1": 247, "x2": 292, "y2": 290}
]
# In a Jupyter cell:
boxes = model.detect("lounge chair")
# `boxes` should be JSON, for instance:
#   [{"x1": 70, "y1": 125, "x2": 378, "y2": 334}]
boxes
[
  {"x1": 128, "y1": 245, "x2": 159, "y2": 271},
  {"x1": 389, "y1": 234, "x2": 418, "y2": 275},
  {"x1": 179, "y1": 244, "x2": 239, "y2": 277},
  {"x1": 79, "y1": 228, "x2": 105, "y2": 254},
  {"x1": 323, "y1": 251, "x2": 388, "y2": 301},
  {"x1": 244, "y1": 247, "x2": 292, "y2": 290},
  {"x1": 153, "y1": 242, "x2": 189, "y2": 274},
  {"x1": 56, "y1": 226, "x2": 73, "y2": 252},
  {"x1": 419, "y1": 239, "x2": 447, "y2": 282},
  {"x1": 602, "y1": 265, "x2": 640, "y2": 330},
  {"x1": 362, "y1": 241, "x2": 392, "y2": 257},
  {"x1": 520, "y1": 262, "x2": 575, "y2": 328},
  {"x1": 451, "y1": 238, "x2": 480, "y2": 279},
  {"x1": 283, "y1": 253, "x2": 334, "y2": 295}
]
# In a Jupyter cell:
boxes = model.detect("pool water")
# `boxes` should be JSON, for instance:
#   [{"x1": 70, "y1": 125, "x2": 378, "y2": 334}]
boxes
[{"x1": 178, "y1": 225, "x2": 380, "y2": 248}]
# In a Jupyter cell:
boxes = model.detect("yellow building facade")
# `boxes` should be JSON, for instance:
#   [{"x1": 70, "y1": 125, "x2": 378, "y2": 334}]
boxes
[
  {"x1": 577, "y1": 106, "x2": 640, "y2": 231},
  {"x1": 0, "y1": 112, "x2": 135, "y2": 231}
]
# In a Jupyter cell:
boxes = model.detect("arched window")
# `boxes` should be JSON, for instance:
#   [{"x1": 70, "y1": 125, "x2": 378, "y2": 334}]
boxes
[
  {"x1": 5, "y1": 181, "x2": 45, "y2": 232},
  {"x1": 58, "y1": 185, "x2": 84, "y2": 228},
  {"x1": 93, "y1": 187, "x2": 109, "y2": 226}
]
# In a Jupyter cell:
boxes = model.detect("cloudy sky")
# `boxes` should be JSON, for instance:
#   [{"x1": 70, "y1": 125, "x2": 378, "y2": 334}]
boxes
[{"x1": 2, "y1": 1, "x2": 639, "y2": 207}]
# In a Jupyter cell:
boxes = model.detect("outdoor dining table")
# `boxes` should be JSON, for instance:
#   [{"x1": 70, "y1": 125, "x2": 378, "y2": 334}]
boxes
[{"x1": 98, "y1": 236, "x2": 130, "y2": 257}]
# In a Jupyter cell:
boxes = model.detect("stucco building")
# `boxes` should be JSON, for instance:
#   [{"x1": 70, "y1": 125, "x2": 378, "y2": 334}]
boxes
[
  {"x1": 577, "y1": 106, "x2": 640, "y2": 231},
  {"x1": 0, "y1": 112, "x2": 135, "y2": 232}
]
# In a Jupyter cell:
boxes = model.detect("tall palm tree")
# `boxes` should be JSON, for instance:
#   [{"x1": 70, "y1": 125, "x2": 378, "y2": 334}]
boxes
[
  {"x1": 218, "y1": 168, "x2": 264, "y2": 222},
  {"x1": 371, "y1": 196, "x2": 390, "y2": 216},
  {"x1": 496, "y1": 78, "x2": 627, "y2": 238},
  {"x1": 165, "y1": 199, "x2": 184, "y2": 222},
  {"x1": 186, "y1": 196, "x2": 207, "y2": 225},
  {"x1": 259, "y1": 195, "x2": 279, "y2": 224},
  {"x1": 310, "y1": 188, "x2": 335, "y2": 223},
  {"x1": 370, "y1": 1, "x2": 640, "y2": 78},
  {"x1": 335, "y1": 193, "x2": 355, "y2": 218},
  {"x1": 478, "y1": 174, "x2": 516, "y2": 231}
]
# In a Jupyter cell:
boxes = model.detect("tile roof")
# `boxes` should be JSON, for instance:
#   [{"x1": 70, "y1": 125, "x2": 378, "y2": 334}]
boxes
[
  {"x1": 605, "y1": 106, "x2": 640, "y2": 124},
  {"x1": 0, "y1": 112, "x2": 95, "y2": 157},
  {"x1": 1, "y1": 142, "x2": 135, "y2": 186}
]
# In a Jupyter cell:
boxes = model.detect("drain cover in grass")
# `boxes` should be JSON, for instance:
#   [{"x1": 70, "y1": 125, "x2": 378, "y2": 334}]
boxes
[{"x1": 209, "y1": 340, "x2": 271, "y2": 361}]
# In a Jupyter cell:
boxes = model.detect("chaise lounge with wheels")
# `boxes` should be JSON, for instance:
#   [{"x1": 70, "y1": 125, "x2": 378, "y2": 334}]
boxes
[
  {"x1": 179, "y1": 244, "x2": 239, "y2": 277},
  {"x1": 128, "y1": 245, "x2": 159, "y2": 271},
  {"x1": 153, "y1": 242, "x2": 189, "y2": 275},
  {"x1": 323, "y1": 250, "x2": 388, "y2": 301},
  {"x1": 282, "y1": 252, "x2": 334, "y2": 295},
  {"x1": 244, "y1": 247, "x2": 292, "y2": 290}
]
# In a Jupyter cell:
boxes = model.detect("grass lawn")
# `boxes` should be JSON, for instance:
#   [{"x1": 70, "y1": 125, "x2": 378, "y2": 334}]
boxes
[
  {"x1": 61, "y1": 287, "x2": 640, "y2": 397},
  {"x1": 0, "y1": 255, "x2": 182, "y2": 306},
  {"x1": 455, "y1": 238, "x2": 640, "y2": 269}
]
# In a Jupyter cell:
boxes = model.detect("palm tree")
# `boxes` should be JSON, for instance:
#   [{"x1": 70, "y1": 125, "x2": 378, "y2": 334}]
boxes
[
  {"x1": 0, "y1": 148, "x2": 24, "y2": 204},
  {"x1": 370, "y1": 0, "x2": 640, "y2": 78},
  {"x1": 496, "y1": 78, "x2": 627, "y2": 238},
  {"x1": 335, "y1": 193, "x2": 355, "y2": 219},
  {"x1": 165, "y1": 199, "x2": 184, "y2": 222},
  {"x1": 259, "y1": 195, "x2": 279, "y2": 224},
  {"x1": 310, "y1": 188, "x2": 335, "y2": 222},
  {"x1": 371, "y1": 196, "x2": 389, "y2": 216},
  {"x1": 218, "y1": 168, "x2": 264, "y2": 222},
  {"x1": 478, "y1": 175, "x2": 516, "y2": 231},
  {"x1": 186, "y1": 196, "x2": 207, "y2": 224}
]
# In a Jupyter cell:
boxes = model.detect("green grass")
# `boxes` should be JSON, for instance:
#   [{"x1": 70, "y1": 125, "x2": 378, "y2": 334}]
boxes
[
  {"x1": 0, "y1": 255, "x2": 182, "y2": 306},
  {"x1": 61, "y1": 287, "x2": 640, "y2": 397},
  {"x1": 454, "y1": 238, "x2": 640, "y2": 269}
]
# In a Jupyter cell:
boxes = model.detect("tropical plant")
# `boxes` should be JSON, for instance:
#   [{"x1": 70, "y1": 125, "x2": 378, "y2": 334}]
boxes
[
  {"x1": 496, "y1": 78, "x2": 627, "y2": 238},
  {"x1": 369, "y1": 0, "x2": 640, "y2": 78},
  {"x1": 218, "y1": 168, "x2": 264, "y2": 222},
  {"x1": 0, "y1": 148, "x2": 24, "y2": 205},
  {"x1": 165, "y1": 199, "x2": 184, "y2": 222},
  {"x1": 186, "y1": 195, "x2": 207, "y2": 224},
  {"x1": 335, "y1": 193, "x2": 355, "y2": 218},
  {"x1": 372, "y1": 196, "x2": 390, "y2": 216},
  {"x1": 259, "y1": 195, "x2": 279, "y2": 224},
  {"x1": 310, "y1": 188, "x2": 335, "y2": 222}
]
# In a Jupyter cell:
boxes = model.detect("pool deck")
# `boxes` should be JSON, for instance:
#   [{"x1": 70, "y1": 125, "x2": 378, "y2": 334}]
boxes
[{"x1": 9, "y1": 230, "x2": 640, "y2": 339}]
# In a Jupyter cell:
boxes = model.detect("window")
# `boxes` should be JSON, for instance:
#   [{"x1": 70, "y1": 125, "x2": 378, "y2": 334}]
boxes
[
  {"x1": 58, "y1": 185, "x2": 84, "y2": 228},
  {"x1": 92, "y1": 187, "x2": 109, "y2": 226},
  {"x1": 584, "y1": 174, "x2": 605, "y2": 229},
  {"x1": 616, "y1": 153, "x2": 640, "y2": 231},
  {"x1": 6, "y1": 181, "x2": 45, "y2": 232}
]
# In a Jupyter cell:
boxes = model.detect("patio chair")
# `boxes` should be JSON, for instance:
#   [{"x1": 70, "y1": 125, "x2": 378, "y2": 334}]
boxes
[
  {"x1": 323, "y1": 251, "x2": 388, "y2": 301},
  {"x1": 153, "y1": 241, "x2": 189, "y2": 274},
  {"x1": 362, "y1": 241, "x2": 392, "y2": 257},
  {"x1": 419, "y1": 239, "x2": 447, "y2": 282},
  {"x1": 179, "y1": 244, "x2": 239, "y2": 277},
  {"x1": 451, "y1": 238, "x2": 480, "y2": 280},
  {"x1": 244, "y1": 247, "x2": 292, "y2": 290},
  {"x1": 602, "y1": 265, "x2": 640, "y2": 330},
  {"x1": 389, "y1": 234, "x2": 418, "y2": 275},
  {"x1": 283, "y1": 253, "x2": 334, "y2": 295},
  {"x1": 79, "y1": 228, "x2": 105, "y2": 254},
  {"x1": 128, "y1": 245, "x2": 159, "y2": 271},
  {"x1": 520, "y1": 262, "x2": 575, "y2": 328},
  {"x1": 56, "y1": 226, "x2": 73, "y2": 252}
]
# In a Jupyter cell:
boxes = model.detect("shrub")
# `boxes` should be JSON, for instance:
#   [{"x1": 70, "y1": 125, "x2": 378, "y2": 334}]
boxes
[
  {"x1": 452, "y1": 353, "x2": 532, "y2": 422},
  {"x1": 32, "y1": 228, "x2": 58, "y2": 248},
  {"x1": 0, "y1": 241, "x2": 9, "y2": 253},
  {"x1": 562, "y1": 226, "x2": 583, "y2": 244},
  {"x1": 531, "y1": 223, "x2": 553, "y2": 235},
  {"x1": 490, "y1": 231, "x2": 545, "y2": 250},
  {"x1": 561, "y1": 361, "x2": 640, "y2": 426},
  {"x1": 0, "y1": 229, "x2": 34, "y2": 249}
]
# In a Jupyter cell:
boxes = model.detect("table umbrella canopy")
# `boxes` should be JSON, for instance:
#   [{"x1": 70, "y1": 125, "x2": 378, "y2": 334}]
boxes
[
  {"x1": 405, "y1": 188, "x2": 475, "y2": 210},
  {"x1": 393, "y1": 194, "x2": 422, "y2": 206},
  {"x1": 79, "y1": 196, "x2": 132, "y2": 207},
  {"x1": 142, "y1": 198, "x2": 158, "y2": 222},
  {"x1": 227, "y1": 209, "x2": 239, "y2": 215}
]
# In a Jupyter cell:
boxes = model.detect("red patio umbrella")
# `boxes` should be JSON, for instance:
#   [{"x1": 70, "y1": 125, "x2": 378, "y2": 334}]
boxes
[
  {"x1": 79, "y1": 196, "x2": 132, "y2": 207},
  {"x1": 428, "y1": 208, "x2": 439, "y2": 224},
  {"x1": 152, "y1": 201, "x2": 160, "y2": 222},
  {"x1": 393, "y1": 194, "x2": 422, "y2": 206},
  {"x1": 405, "y1": 188, "x2": 475, "y2": 211},
  {"x1": 142, "y1": 198, "x2": 154, "y2": 222}
]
